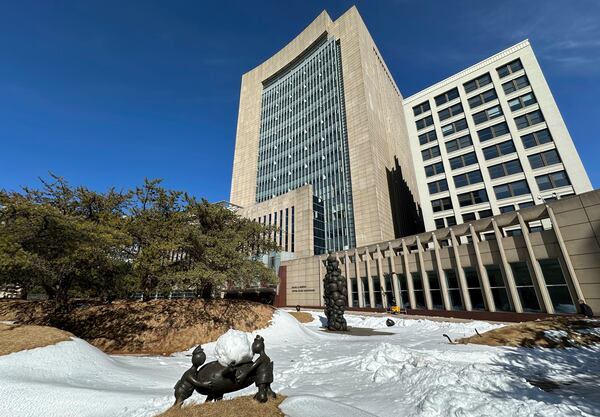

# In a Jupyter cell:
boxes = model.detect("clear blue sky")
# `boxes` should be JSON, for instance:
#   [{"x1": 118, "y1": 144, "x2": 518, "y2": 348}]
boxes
[{"x1": 1, "y1": 0, "x2": 599, "y2": 201}]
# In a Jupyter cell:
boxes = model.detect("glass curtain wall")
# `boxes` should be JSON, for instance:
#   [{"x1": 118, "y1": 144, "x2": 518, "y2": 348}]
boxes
[{"x1": 256, "y1": 37, "x2": 356, "y2": 254}]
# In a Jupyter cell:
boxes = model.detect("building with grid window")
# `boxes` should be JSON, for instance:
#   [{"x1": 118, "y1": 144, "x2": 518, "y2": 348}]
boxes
[
  {"x1": 404, "y1": 40, "x2": 592, "y2": 233},
  {"x1": 228, "y1": 8, "x2": 600, "y2": 319},
  {"x1": 230, "y1": 7, "x2": 423, "y2": 258}
]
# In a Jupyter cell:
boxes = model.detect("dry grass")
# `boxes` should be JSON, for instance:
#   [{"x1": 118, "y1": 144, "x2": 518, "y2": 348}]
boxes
[
  {"x1": 0, "y1": 323, "x2": 73, "y2": 356},
  {"x1": 156, "y1": 395, "x2": 285, "y2": 417},
  {"x1": 457, "y1": 316, "x2": 600, "y2": 348},
  {"x1": 0, "y1": 299, "x2": 274, "y2": 355},
  {"x1": 288, "y1": 311, "x2": 314, "y2": 323}
]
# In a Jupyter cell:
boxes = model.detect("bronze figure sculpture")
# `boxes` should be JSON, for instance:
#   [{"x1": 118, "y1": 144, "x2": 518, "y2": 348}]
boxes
[
  {"x1": 173, "y1": 335, "x2": 276, "y2": 406},
  {"x1": 235, "y1": 335, "x2": 276, "y2": 402},
  {"x1": 323, "y1": 252, "x2": 348, "y2": 331}
]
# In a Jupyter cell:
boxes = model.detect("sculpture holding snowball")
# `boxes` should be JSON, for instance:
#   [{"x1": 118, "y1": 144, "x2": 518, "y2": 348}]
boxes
[{"x1": 172, "y1": 330, "x2": 276, "y2": 406}]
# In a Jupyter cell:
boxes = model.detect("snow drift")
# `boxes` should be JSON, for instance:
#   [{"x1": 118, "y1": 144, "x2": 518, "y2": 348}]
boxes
[{"x1": 1, "y1": 309, "x2": 599, "y2": 417}]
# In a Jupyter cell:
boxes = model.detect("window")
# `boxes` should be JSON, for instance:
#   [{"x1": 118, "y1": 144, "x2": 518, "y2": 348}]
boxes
[
  {"x1": 505, "y1": 228, "x2": 523, "y2": 237},
  {"x1": 453, "y1": 170, "x2": 483, "y2": 188},
  {"x1": 515, "y1": 110, "x2": 544, "y2": 129},
  {"x1": 500, "y1": 205, "x2": 515, "y2": 213},
  {"x1": 536, "y1": 170, "x2": 571, "y2": 191},
  {"x1": 458, "y1": 189, "x2": 488, "y2": 207},
  {"x1": 360, "y1": 276, "x2": 371, "y2": 307},
  {"x1": 510, "y1": 262, "x2": 541, "y2": 312},
  {"x1": 411, "y1": 272, "x2": 426, "y2": 308},
  {"x1": 508, "y1": 92, "x2": 537, "y2": 111},
  {"x1": 528, "y1": 149, "x2": 561, "y2": 169},
  {"x1": 445, "y1": 135, "x2": 472, "y2": 153},
  {"x1": 428, "y1": 179, "x2": 449, "y2": 194},
  {"x1": 464, "y1": 267, "x2": 485, "y2": 310},
  {"x1": 539, "y1": 259, "x2": 576, "y2": 313},
  {"x1": 502, "y1": 74, "x2": 529, "y2": 94},
  {"x1": 497, "y1": 59, "x2": 523, "y2": 78},
  {"x1": 483, "y1": 140, "x2": 516, "y2": 160},
  {"x1": 468, "y1": 88, "x2": 497, "y2": 109},
  {"x1": 478, "y1": 209, "x2": 493, "y2": 219},
  {"x1": 397, "y1": 274, "x2": 410, "y2": 308},
  {"x1": 421, "y1": 146, "x2": 441, "y2": 161},
  {"x1": 450, "y1": 152, "x2": 477, "y2": 169},
  {"x1": 519, "y1": 201, "x2": 535, "y2": 209},
  {"x1": 438, "y1": 103, "x2": 464, "y2": 121},
  {"x1": 462, "y1": 212, "x2": 476, "y2": 221},
  {"x1": 416, "y1": 115, "x2": 434, "y2": 130},
  {"x1": 441, "y1": 118, "x2": 468, "y2": 137},
  {"x1": 419, "y1": 130, "x2": 437, "y2": 145},
  {"x1": 444, "y1": 269, "x2": 463, "y2": 310},
  {"x1": 373, "y1": 276, "x2": 383, "y2": 308},
  {"x1": 434, "y1": 218, "x2": 445, "y2": 229},
  {"x1": 488, "y1": 159, "x2": 523, "y2": 179},
  {"x1": 413, "y1": 101, "x2": 430, "y2": 116},
  {"x1": 478, "y1": 122, "x2": 509, "y2": 142},
  {"x1": 434, "y1": 87, "x2": 459, "y2": 106},
  {"x1": 494, "y1": 180, "x2": 531, "y2": 199},
  {"x1": 350, "y1": 277, "x2": 359, "y2": 307},
  {"x1": 428, "y1": 271, "x2": 444, "y2": 309},
  {"x1": 383, "y1": 274, "x2": 394, "y2": 308},
  {"x1": 521, "y1": 128, "x2": 553, "y2": 148},
  {"x1": 446, "y1": 216, "x2": 457, "y2": 226},
  {"x1": 473, "y1": 105, "x2": 503, "y2": 125},
  {"x1": 464, "y1": 73, "x2": 492, "y2": 93},
  {"x1": 432, "y1": 197, "x2": 453, "y2": 212},
  {"x1": 485, "y1": 265, "x2": 512, "y2": 311},
  {"x1": 425, "y1": 162, "x2": 445, "y2": 177}
]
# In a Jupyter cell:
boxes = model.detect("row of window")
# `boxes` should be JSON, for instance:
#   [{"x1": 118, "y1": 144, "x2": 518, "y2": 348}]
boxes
[
  {"x1": 433, "y1": 208, "x2": 496, "y2": 228},
  {"x1": 423, "y1": 125, "x2": 553, "y2": 163},
  {"x1": 413, "y1": 58, "x2": 525, "y2": 117},
  {"x1": 361, "y1": 257, "x2": 574, "y2": 314},
  {"x1": 427, "y1": 147, "x2": 562, "y2": 185},
  {"x1": 431, "y1": 169, "x2": 571, "y2": 213}
]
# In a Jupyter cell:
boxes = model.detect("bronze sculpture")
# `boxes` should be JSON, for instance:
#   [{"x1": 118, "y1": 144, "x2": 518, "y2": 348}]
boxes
[
  {"x1": 173, "y1": 345, "x2": 212, "y2": 406},
  {"x1": 323, "y1": 253, "x2": 348, "y2": 331},
  {"x1": 235, "y1": 335, "x2": 276, "y2": 402},
  {"x1": 173, "y1": 335, "x2": 275, "y2": 406}
]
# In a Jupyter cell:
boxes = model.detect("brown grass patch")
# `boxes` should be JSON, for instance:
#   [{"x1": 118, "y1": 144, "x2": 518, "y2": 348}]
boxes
[
  {"x1": 457, "y1": 316, "x2": 600, "y2": 348},
  {"x1": 0, "y1": 323, "x2": 73, "y2": 356},
  {"x1": 0, "y1": 299, "x2": 274, "y2": 355},
  {"x1": 156, "y1": 395, "x2": 285, "y2": 417},
  {"x1": 288, "y1": 311, "x2": 314, "y2": 323}
]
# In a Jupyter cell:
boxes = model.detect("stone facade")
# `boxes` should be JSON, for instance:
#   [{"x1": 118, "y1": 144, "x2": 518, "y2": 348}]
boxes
[
  {"x1": 230, "y1": 7, "x2": 420, "y2": 255},
  {"x1": 282, "y1": 190, "x2": 600, "y2": 317},
  {"x1": 237, "y1": 185, "x2": 314, "y2": 259}
]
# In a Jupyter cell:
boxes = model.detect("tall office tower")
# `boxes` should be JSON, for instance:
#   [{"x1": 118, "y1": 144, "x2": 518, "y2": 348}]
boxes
[
  {"x1": 230, "y1": 7, "x2": 422, "y2": 257},
  {"x1": 404, "y1": 40, "x2": 592, "y2": 232}
]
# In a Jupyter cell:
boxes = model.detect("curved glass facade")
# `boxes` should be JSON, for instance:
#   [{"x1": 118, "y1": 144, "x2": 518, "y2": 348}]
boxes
[{"x1": 256, "y1": 37, "x2": 355, "y2": 254}]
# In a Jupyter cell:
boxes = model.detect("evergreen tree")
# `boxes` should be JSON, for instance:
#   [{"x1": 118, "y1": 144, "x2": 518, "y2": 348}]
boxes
[
  {"x1": 163, "y1": 198, "x2": 279, "y2": 297},
  {"x1": 0, "y1": 175, "x2": 131, "y2": 311},
  {"x1": 125, "y1": 179, "x2": 189, "y2": 300}
]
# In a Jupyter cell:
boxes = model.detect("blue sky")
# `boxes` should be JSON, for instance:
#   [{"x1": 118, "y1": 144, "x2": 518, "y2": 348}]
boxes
[{"x1": 1, "y1": 0, "x2": 599, "y2": 201}]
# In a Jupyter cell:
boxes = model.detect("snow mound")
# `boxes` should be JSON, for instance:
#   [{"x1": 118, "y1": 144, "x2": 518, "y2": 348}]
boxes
[
  {"x1": 214, "y1": 329, "x2": 253, "y2": 367},
  {"x1": 251, "y1": 310, "x2": 321, "y2": 346},
  {"x1": 280, "y1": 395, "x2": 377, "y2": 417}
]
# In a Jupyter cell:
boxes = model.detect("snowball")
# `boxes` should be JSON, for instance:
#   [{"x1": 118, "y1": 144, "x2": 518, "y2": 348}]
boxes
[{"x1": 214, "y1": 329, "x2": 253, "y2": 367}]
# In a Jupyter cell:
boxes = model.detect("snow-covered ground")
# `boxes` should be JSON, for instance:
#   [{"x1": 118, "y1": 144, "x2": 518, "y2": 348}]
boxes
[{"x1": 1, "y1": 310, "x2": 599, "y2": 417}]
